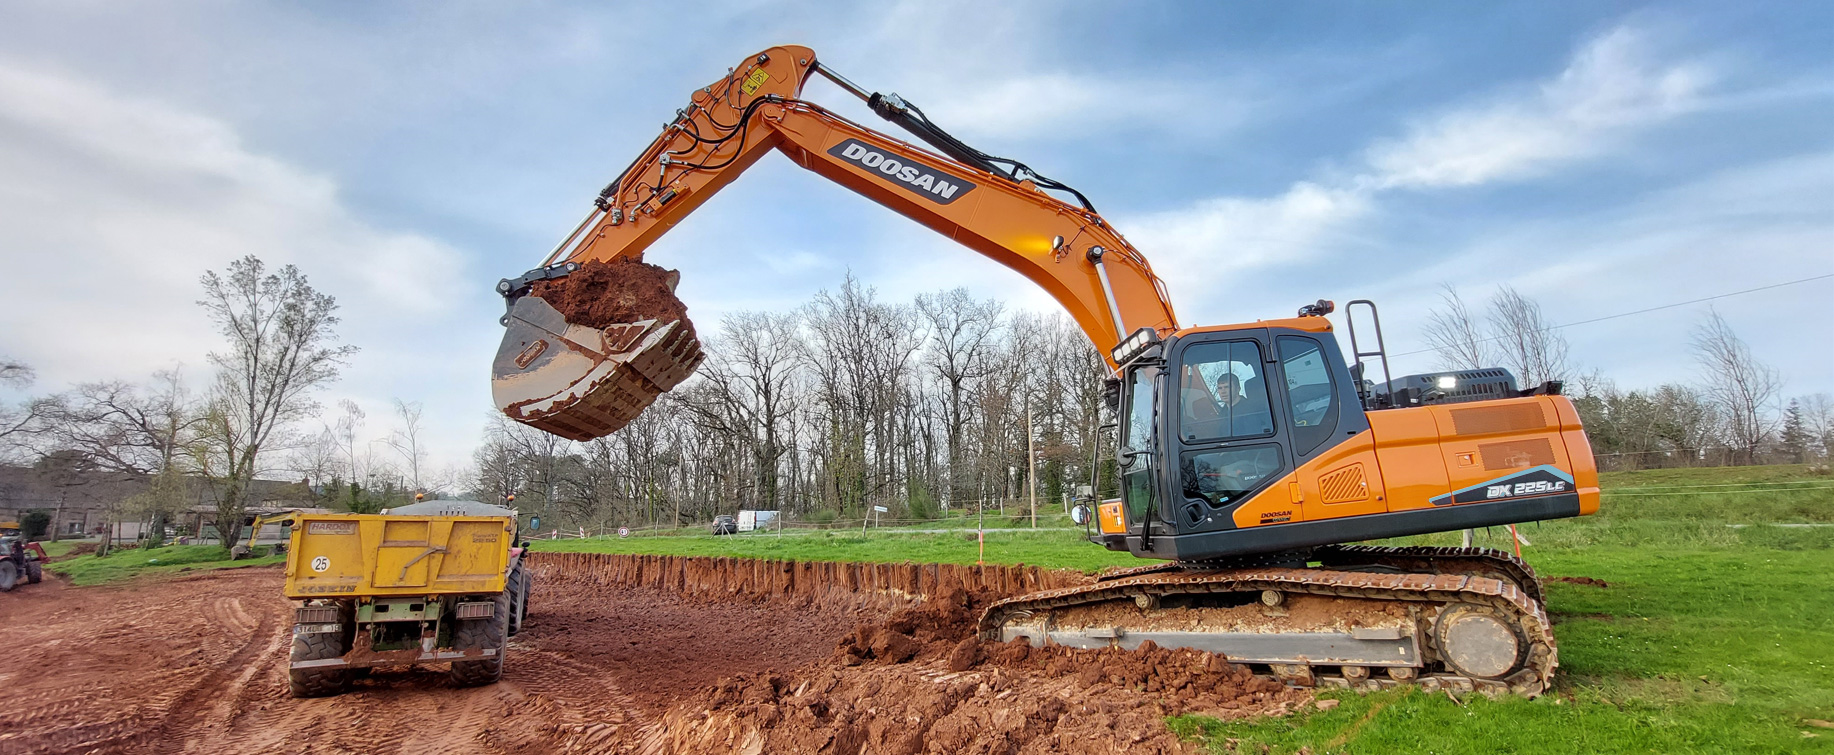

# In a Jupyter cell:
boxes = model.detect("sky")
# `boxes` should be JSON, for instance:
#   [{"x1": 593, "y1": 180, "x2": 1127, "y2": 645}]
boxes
[{"x1": 0, "y1": 1, "x2": 1829, "y2": 474}]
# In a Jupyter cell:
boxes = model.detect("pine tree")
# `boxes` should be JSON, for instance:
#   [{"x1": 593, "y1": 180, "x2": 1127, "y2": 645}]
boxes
[{"x1": 1780, "y1": 399, "x2": 1810, "y2": 464}]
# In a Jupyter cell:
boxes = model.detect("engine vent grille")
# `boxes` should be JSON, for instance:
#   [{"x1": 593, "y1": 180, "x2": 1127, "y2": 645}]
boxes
[
  {"x1": 1319, "y1": 464, "x2": 1369, "y2": 504},
  {"x1": 1451, "y1": 404, "x2": 1548, "y2": 436},
  {"x1": 1479, "y1": 438, "x2": 1556, "y2": 471}
]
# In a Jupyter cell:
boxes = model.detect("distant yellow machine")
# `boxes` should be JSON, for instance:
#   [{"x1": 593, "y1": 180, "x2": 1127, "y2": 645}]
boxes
[{"x1": 281, "y1": 501, "x2": 533, "y2": 697}]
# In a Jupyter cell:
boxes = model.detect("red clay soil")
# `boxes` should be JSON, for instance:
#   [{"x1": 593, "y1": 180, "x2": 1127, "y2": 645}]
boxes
[
  {"x1": 530, "y1": 257, "x2": 693, "y2": 333},
  {"x1": 1, "y1": 560, "x2": 1307, "y2": 754},
  {"x1": 0, "y1": 567, "x2": 868, "y2": 754},
  {"x1": 634, "y1": 589, "x2": 1313, "y2": 755}
]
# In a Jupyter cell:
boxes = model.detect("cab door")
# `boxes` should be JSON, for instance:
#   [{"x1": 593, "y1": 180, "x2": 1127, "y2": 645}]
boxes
[
  {"x1": 1166, "y1": 331, "x2": 1290, "y2": 533},
  {"x1": 1273, "y1": 334, "x2": 1387, "y2": 520},
  {"x1": 1117, "y1": 363, "x2": 1162, "y2": 534}
]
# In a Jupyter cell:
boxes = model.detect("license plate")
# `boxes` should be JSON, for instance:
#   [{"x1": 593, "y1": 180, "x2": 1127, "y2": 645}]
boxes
[{"x1": 294, "y1": 623, "x2": 342, "y2": 635}]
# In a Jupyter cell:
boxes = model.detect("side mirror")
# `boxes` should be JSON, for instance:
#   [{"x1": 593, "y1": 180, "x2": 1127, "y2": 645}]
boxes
[{"x1": 1070, "y1": 504, "x2": 1092, "y2": 526}]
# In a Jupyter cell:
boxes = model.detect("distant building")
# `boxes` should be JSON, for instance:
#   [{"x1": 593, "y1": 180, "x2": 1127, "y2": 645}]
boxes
[{"x1": 0, "y1": 464, "x2": 312, "y2": 541}]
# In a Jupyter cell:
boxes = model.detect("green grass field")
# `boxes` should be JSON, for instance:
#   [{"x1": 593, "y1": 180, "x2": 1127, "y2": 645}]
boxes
[
  {"x1": 44, "y1": 544, "x2": 285, "y2": 586},
  {"x1": 533, "y1": 464, "x2": 1834, "y2": 753}
]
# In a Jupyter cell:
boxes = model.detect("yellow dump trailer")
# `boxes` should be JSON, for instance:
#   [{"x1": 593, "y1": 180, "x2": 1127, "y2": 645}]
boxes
[{"x1": 282, "y1": 501, "x2": 533, "y2": 697}]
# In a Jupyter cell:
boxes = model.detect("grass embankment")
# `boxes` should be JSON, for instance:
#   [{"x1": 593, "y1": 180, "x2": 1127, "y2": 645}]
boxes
[
  {"x1": 36, "y1": 539, "x2": 87, "y2": 559},
  {"x1": 534, "y1": 525, "x2": 1137, "y2": 571},
  {"x1": 45, "y1": 544, "x2": 284, "y2": 586},
  {"x1": 536, "y1": 464, "x2": 1834, "y2": 753}
]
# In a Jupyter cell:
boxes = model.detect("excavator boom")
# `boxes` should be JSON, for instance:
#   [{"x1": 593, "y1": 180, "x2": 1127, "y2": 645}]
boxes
[{"x1": 493, "y1": 46, "x2": 1176, "y2": 440}]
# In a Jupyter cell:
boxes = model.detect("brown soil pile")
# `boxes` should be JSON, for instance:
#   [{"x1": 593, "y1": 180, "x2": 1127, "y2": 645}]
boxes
[
  {"x1": 531, "y1": 257, "x2": 692, "y2": 332},
  {"x1": 636, "y1": 589, "x2": 1311, "y2": 755},
  {"x1": 1551, "y1": 576, "x2": 1610, "y2": 588}
]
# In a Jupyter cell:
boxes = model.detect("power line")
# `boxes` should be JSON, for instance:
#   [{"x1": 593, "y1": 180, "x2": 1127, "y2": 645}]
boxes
[{"x1": 1392, "y1": 271, "x2": 1834, "y2": 358}]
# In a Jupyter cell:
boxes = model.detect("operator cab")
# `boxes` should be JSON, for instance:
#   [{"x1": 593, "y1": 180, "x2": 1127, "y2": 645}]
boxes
[
  {"x1": 1104, "y1": 306, "x2": 1370, "y2": 557},
  {"x1": 1091, "y1": 299, "x2": 1583, "y2": 563}
]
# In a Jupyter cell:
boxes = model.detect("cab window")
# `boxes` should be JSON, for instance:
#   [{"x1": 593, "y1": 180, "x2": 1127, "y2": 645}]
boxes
[
  {"x1": 1278, "y1": 336, "x2": 1338, "y2": 454},
  {"x1": 1181, "y1": 445, "x2": 1283, "y2": 508},
  {"x1": 1120, "y1": 366, "x2": 1158, "y2": 522},
  {"x1": 1177, "y1": 340, "x2": 1274, "y2": 442}
]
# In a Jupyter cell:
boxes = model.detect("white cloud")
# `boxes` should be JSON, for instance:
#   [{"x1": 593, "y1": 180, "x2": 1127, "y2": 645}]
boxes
[
  {"x1": 0, "y1": 61, "x2": 481, "y2": 465},
  {"x1": 1349, "y1": 150, "x2": 1834, "y2": 392},
  {"x1": 919, "y1": 73, "x2": 1195, "y2": 142},
  {"x1": 1363, "y1": 26, "x2": 1712, "y2": 190},
  {"x1": 1122, "y1": 183, "x2": 1373, "y2": 325},
  {"x1": 1104, "y1": 22, "x2": 1718, "y2": 330}
]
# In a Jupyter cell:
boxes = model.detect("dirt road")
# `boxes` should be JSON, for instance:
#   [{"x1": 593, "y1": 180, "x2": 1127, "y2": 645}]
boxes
[{"x1": 0, "y1": 566, "x2": 865, "y2": 754}]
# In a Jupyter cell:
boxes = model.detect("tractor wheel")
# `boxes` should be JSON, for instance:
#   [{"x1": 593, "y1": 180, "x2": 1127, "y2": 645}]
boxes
[
  {"x1": 507, "y1": 567, "x2": 529, "y2": 636},
  {"x1": 0, "y1": 561, "x2": 16, "y2": 592},
  {"x1": 26, "y1": 561, "x2": 42, "y2": 584},
  {"x1": 288, "y1": 630, "x2": 351, "y2": 698},
  {"x1": 450, "y1": 588, "x2": 509, "y2": 686}
]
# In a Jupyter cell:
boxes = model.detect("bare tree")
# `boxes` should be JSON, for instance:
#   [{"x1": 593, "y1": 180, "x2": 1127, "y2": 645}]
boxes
[
  {"x1": 679, "y1": 311, "x2": 802, "y2": 511},
  {"x1": 0, "y1": 358, "x2": 33, "y2": 387},
  {"x1": 43, "y1": 370, "x2": 202, "y2": 548},
  {"x1": 292, "y1": 426, "x2": 342, "y2": 494},
  {"x1": 1801, "y1": 393, "x2": 1834, "y2": 460},
  {"x1": 1422, "y1": 284, "x2": 1490, "y2": 370},
  {"x1": 386, "y1": 399, "x2": 427, "y2": 490},
  {"x1": 191, "y1": 256, "x2": 356, "y2": 547},
  {"x1": 1692, "y1": 309, "x2": 1780, "y2": 464},
  {"x1": 916, "y1": 288, "x2": 1002, "y2": 508},
  {"x1": 1487, "y1": 286, "x2": 1570, "y2": 387},
  {"x1": 0, "y1": 359, "x2": 51, "y2": 459},
  {"x1": 332, "y1": 399, "x2": 365, "y2": 490}
]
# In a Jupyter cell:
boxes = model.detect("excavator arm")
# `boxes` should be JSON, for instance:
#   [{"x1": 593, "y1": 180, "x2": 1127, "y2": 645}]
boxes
[{"x1": 494, "y1": 45, "x2": 1178, "y2": 440}]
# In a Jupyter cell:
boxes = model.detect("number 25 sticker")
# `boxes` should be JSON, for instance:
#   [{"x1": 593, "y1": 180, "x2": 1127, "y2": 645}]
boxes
[{"x1": 311, "y1": 556, "x2": 330, "y2": 573}]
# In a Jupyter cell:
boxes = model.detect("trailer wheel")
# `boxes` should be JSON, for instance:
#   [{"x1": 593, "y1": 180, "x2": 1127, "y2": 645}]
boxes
[
  {"x1": 0, "y1": 561, "x2": 16, "y2": 592},
  {"x1": 450, "y1": 588, "x2": 509, "y2": 686},
  {"x1": 26, "y1": 561, "x2": 42, "y2": 584},
  {"x1": 288, "y1": 630, "x2": 350, "y2": 698},
  {"x1": 507, "y1": 566, "x2": 529, "y2": 636}
]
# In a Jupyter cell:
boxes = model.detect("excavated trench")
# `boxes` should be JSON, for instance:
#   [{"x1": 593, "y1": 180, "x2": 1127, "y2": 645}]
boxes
[
  {"x1": 531, "y1": 553, "x2": 1311, "y2": 755},
  {"x1": 4, "y1": 554, "x2": 1311, "y2": 755}
]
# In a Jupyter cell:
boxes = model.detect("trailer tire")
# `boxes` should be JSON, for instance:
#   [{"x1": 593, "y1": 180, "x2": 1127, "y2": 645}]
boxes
[
  {"x1": 450, "y1": 588, "x2": 508, "y2": 686},
  {"x1": 507, "y1": 567, "x2": 529, "y2": 636},
  {"x1": 0, "y1": 561, "x2": 16, "y2": 592},
  {"x1": 26, "y1": 561, "x2": 42, "y2": 584},
  {"x1": 288, "y1": 631, "x2": 350, "y2": 698}
]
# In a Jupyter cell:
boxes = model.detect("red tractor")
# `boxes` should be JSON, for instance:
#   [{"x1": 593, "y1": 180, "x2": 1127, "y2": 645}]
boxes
[{"x1": 0, "y1": 521, "x2": 47, "y2": 591}]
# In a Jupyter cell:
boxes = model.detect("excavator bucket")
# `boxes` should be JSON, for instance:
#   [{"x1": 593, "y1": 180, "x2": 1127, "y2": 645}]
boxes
[{"x1": 491, "y1": 263, "x2": 704, "y2": 441}]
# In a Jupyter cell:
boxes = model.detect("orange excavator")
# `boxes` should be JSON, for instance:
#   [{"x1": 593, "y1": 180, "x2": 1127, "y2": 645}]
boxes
[{"x1": 491, "y1": 46, "x2": 1599, "y2": 696}]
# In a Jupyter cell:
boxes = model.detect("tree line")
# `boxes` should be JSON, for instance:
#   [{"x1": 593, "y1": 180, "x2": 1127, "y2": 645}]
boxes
[
  {"x1": 471, "y1": 276, "x2": 1115, "y2": 532},
  {"x1": 6, "y1": 258, "x2": 1827, "y2": 542}
]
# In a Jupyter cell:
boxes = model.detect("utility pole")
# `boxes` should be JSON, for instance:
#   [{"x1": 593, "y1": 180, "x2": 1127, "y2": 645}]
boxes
[{"x1": 1027, "y1": 395, "x2": 1037, "y2": 529}]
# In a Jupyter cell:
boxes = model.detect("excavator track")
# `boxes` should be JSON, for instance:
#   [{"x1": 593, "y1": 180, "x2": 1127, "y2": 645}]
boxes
[
  {"x1": 1315, "y1": 545, "x2": 1544, "y2": 605},
  {"x1": 1092, "y1": 545, "x2": 1543, "y2": 602},
  {"x1": 982, "y1": 559, "x2": 1556, "y2": 697}
]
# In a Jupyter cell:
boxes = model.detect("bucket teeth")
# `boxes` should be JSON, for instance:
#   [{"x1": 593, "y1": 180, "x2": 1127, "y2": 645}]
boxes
[{"x1": 491, "y1": 296, "x2": 704, "y2": 441}]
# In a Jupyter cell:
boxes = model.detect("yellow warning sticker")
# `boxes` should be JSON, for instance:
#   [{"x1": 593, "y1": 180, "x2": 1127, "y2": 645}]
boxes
[{"x1": 741, "y1": 68, "x2": 771, "y2": 95}]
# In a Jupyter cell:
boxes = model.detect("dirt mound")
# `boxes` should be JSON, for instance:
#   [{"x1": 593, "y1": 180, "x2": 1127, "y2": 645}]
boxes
[
  {"x1": 1551, "y1": 576, "x2": 1610, "y2": 588},
  {"x1": 638, "y1": 589, "x2": 1311, "y2": 754},
  {"x1": 531, "y1": 257, "x2": 692, "y2": 333}
]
